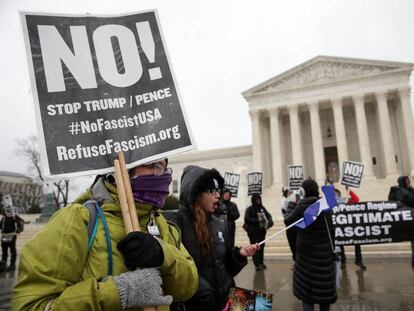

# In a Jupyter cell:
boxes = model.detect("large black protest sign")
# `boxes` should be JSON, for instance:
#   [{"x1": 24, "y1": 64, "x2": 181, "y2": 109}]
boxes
[
  {"x1": 2, "y1": 194, "x2": 15, "y2": 217},
  {"x1": 21, "y1": 11, "x2": 194, "y2": 178},
  {"x1": 224, "y1": 172, "x2": 240, "y2": 198},
  {"x1": 341, "y1": 161, "x2": 364, "y2": 188},
  {"x1": 288, "y1": 165, "x2": 303, "y2": 190},
  {"x1": 333, "y1": 201, "x2": 414, "y2": 245},
  {"x1": 247, "y1": 172, "x2": 262, "y2": 195}
]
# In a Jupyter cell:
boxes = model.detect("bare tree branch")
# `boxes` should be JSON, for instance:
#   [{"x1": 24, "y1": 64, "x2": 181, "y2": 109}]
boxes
[{"x1": 14, "y1": 136, "x2": 71, "y2": 209}]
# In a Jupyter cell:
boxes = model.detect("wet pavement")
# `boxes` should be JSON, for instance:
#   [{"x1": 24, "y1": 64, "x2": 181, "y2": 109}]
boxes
[
  {"x1": 0, "y1": 269, "x2": 16, "y2": 310},
  {"x1": 235, "y1": 258, "x2": 414, "y2": 311},
  {"x1": 1, "y1": 258, "x2": 413, "y2": 310}
]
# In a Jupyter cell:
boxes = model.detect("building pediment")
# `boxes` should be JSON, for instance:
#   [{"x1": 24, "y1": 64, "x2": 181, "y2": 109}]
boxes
[{"x1": 243, "y1": 56, "x2": 414, "y2": 96}]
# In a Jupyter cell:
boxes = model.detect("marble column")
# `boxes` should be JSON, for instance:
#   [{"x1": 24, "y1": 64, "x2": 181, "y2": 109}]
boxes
[
  {"x1": 308, "y1": 101, "x2": 326, "y2": 182},
  {"x1": 332, "y1": 97, "x2": 349, "y2": 166},
  {"x1": 353, "y1": 94, "x2": 374, "y2": 177},
  {"x1": 250, "y1": 110, "x2": 263, "y2": 172},
  {"x1": 398, "y1": 87, "x2": 414, "y2": 176},
  {"x1": 269, "y1": 108, "x2": 283, "y2": 184},
  {"x1": 376, "y1": 91, "x2": 398, "y2": 176},
  {"x1": 289, "y1": 104, "x2": 303, "y2": 165}
]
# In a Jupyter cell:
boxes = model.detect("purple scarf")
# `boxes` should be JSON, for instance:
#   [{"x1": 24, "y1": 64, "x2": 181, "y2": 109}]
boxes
[{"x1": 131, "y1": 173, "x2": 172, "y2": 208}]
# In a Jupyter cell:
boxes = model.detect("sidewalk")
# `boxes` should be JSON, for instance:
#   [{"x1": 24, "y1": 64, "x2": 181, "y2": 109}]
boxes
[
  {"x1": 1, "y1": 258, "x2": 413, "y2": 310},
  {"x1": 235, "y1": 258, "x2": 414, "y2": 311}
]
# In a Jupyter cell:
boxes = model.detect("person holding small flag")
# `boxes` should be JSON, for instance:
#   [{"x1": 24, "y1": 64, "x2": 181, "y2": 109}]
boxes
[
  {"x1": 176, "y1": 166, "x2": 259, "y2": 311},
  {"x1": 284, "y1": 179, "x2": 337, "y2": 311}
]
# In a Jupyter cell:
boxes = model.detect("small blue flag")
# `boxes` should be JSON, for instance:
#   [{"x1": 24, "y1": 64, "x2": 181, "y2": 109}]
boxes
[{"x1": 295, "y1": 185, "x2": 337, "y2": 229}]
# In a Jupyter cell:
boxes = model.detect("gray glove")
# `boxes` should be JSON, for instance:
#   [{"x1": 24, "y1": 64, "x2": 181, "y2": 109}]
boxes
[{"x1": 113, "y1": 268, "x2": 173, "y2": 309}]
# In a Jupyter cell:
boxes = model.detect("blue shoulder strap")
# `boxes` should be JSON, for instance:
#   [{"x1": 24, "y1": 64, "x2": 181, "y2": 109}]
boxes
[{"x1": 84, "y1": 200, "x2": 113, "y2": 276}]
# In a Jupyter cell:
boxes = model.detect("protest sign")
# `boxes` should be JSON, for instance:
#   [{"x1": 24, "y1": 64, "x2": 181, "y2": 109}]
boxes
[
  {"x1": 247, "y1": 172, "x2": 262, "y2": 195},
  {"x1": 333, "y1": 201, "x2": 414, "y2": 245},
  {"x1": 2, "y1": 194, "x2": 15, "y2": 217},
  {"x1": 223, "y1": 172, "x2": 240, "y2": 198},
  {"x1": 227, "y1": 287, "x2": 273, "y2": 311},
  {"x1": 21, "y1": 11, "x2": 194, "y2": 178},
  {"x1": 288, "y1": 165, "x2": 304, "y2": 190},
  {"x1": 341, "y1": 161, "x2": 364, "y2": 188}
]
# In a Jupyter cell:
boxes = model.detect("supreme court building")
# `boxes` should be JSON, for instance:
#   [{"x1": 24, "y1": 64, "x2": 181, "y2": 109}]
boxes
[{"x1": 170, "y1": 56, "x2": 414, "y2": 217}]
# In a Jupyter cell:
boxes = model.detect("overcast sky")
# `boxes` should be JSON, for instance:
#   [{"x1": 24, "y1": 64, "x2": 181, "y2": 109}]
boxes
[{"x1": 1, "y1": 0, "x2": 414, "y2": 177}]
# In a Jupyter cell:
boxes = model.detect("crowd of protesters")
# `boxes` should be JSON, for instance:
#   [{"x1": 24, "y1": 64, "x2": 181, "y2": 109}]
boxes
[
  {"x1": 10, "y1": 162, "x2": 260, "y2": 311},
  {"x1": 4, "y1": 161, "x2": 413, "y2": 311}
]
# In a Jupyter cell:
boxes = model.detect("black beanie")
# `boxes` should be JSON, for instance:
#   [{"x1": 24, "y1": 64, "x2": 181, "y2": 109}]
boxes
[{"x1": 302, "y1": 179, "x2": 319, "y2": 197}]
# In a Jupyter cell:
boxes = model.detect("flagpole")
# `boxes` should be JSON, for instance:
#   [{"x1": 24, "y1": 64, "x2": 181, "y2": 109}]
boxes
[
  {"x1": 323, "y1": 214, "x2": 335, "y2": 253},
  {"x1": 258, "y1": 218, "x2": 303, "y2": 246}
]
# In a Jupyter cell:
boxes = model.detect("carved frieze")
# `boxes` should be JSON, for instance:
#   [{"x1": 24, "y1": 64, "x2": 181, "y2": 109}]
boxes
[{"x1": 256, "y1": 61, "x2": 393, "y2": 93}]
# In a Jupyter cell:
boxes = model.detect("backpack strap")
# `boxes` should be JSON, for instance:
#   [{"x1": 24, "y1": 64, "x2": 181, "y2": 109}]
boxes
[
  {"x1": 84, "y1": 200, "x2": 99, "y2": 254},
  {"x1": 84, "y1": 200, "x2": 113, "y2": 276}
]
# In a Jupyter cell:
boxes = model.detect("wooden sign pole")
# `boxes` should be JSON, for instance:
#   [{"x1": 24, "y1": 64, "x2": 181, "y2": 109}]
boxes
[{"x1": 114, "y1": 152, "x2": 157, "y2": 311}]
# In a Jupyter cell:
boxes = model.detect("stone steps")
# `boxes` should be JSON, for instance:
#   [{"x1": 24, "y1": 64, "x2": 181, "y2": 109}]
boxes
[
  {"x1": 14, "y1": 218, "x2": 412, "y2": 260},
  {"x1": 234, "y1": 221, "x2": 412, "y2": 259}
]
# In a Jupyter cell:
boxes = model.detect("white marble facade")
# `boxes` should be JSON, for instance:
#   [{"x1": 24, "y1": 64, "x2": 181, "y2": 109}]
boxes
[{"x1": 170, "y1": 56, "x2": 414, "y2": 218}]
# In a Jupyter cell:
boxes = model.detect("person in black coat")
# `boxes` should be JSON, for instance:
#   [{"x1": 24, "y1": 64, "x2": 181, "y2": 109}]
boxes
[
  {"x1": 243, "y1": 194, "x2": 273, "y2": 271},
  {"x1": 0, "y1": 208, "x2": 25, "y2": 271},
  {"x1": 284, "y1": 179, "x2": 337, "y2": 311},
  {"x1": 215, "y1": 189, "x2": 240, "y2": 248},
  {"x1": 388, "y1": 176, "x2": 414, "y2": 267},
  {"x1": 176, "y1": 166, "x2": 259, "y2": 311},
  {"x1": 283, "y1": 192, "x2": 300, "y2": 262}
]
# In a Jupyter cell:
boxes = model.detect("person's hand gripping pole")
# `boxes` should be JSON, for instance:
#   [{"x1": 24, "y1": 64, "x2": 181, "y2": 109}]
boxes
[{"x1": 114, "y1": 152, "x2": 170, "y2": 311}]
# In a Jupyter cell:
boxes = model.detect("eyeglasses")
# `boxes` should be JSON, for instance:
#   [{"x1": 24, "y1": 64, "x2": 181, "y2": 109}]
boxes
[
  {"x1": 205, "y1": 188, "x2": 222, "y2": 196},
  {"x1": 143, "y1": 163, "x2": 173, "y2": 176}
]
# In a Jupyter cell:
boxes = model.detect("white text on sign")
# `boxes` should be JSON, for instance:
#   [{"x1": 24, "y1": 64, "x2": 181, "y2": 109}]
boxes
[{"x1": 38, "y1": 22, "x2": 160, "y2": 92}]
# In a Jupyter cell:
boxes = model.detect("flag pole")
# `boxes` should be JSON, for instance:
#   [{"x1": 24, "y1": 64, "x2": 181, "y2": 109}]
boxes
[
  {"x1": 323, "y1": 214, "x2": 335, "y2": 254},
  {"x1": 258, "y1": 218, "x2": 303, "y2": 246}
]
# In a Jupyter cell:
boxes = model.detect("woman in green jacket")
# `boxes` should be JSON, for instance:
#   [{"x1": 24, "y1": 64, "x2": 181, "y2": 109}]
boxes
[{"x1": 12, "y1": 160, "x2": 198, "y2": 311}]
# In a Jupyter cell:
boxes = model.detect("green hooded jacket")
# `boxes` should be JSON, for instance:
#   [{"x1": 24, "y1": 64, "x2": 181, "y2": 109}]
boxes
[{"x1": 12, "y1": 178, "x2": 198, "y2": 311}]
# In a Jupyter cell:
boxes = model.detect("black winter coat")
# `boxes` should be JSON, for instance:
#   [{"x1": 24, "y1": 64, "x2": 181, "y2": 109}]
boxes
[
  {"x1": 215, "y1": 200, "x2": 240, "y2": 236},
  {"x1": 388, "y1": 184, "x2": 414, "y2": 207},
  {"x1": 243, "y1": 204, "x2": 273, "y2": 236},
  {"x1": 0, "y1": 215, "x2": 23, "y2": 234},
  {"x1": 177, "y1": 166, "x2": 247, "y2": 311},
  {"x1": 284, "y1": 197, "x2": 337, "y2": 305}
]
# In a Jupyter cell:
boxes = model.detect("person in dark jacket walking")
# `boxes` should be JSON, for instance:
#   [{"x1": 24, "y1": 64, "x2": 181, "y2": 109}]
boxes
[
  {"x1": 215, "y1": 189, "x2": 240, "y2": 248},
  {"x1": 388, "y1": 176, "x2": 414, "y2": 267},
  {"x1": 243, "y1": 194, "x2": 273, "y2": 271},
  {"x1": 284, "y1": 179, "x2": 337, "y2": 311},
  {"x1": 177, "y1": 166, "x2": 259, "y2": 311},
  {"x1": 0, "y1": 209, "x2": 25, "y2": 271}
]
